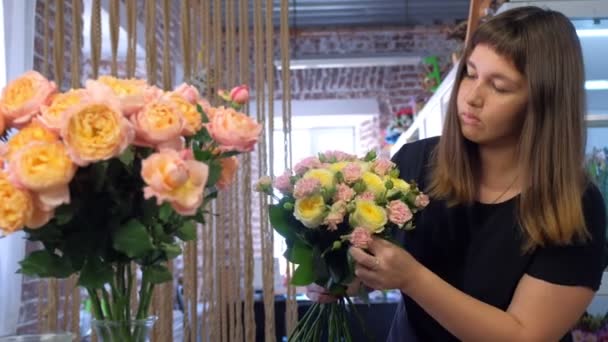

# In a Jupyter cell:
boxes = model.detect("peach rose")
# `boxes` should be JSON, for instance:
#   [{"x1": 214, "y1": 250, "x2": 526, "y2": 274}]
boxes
[
  {"x1": 167, "y1": 93, "x2": 202, "y2": 136},
  {"x1": 131, "y1": 99, "x2": 184, "y2": 147},
  {"x1": 8, "y1": 141, "x2": 75, "y2": 210},
  {"x1": 86, "y1": 76, "x2": 156, "y2": 116},
  {"x1": 206, "y1": 106, "x2": 262, "y2": 152},
  {"x1": 3, "y1": 120, "x2": 58, "y2": 161},
  {"x1": 0, "y1": 71, "x2": 57, "y2": 128},
  {"x1": 61, "y1": 99, "x2": 135, "y2": 166},
  {"x1": 141, "y1": 149, "x2": 209, "y2": 216},
  {"x1": 0, "y1": 111, "x2": 5, "y2": 135},
  {"x1": 217, "y1": 156, "x2": 239, "y2": 190},
  {"x1": 174, "y1": 83, "x2": 200, "y2": 104},
  {"x1": 0, "y1": 172, "x2": 33, "y2": 233},
  {"x1": 39, "y1": 89, "x2": 88, "y2": 132}
]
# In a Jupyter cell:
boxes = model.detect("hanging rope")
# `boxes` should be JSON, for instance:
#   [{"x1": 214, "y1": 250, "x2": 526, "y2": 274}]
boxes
[
  {"x1": 43, "y1": 0, "x2": 50, "y2": 77},
  {"x1": 109, "y1": 0, "x2": 119, "y2": 76},
  {"x1": 162, "y1": 0, "x2": 172, "y2": 90},
  {"x1": 53, "y1": 0, "x2": 65, "y2": 88},
  {"x1": 180, "y1": 0, "x2": 192, "y2": 81},
  {"x1": 126, "y1": 0, "x2": 137, "y2": 78},
  {"x1": 280, "y1": 0, "x2": 297, "y2": 334},
  {"x1": 91, "y1": 0, "x2": 102, "y2": 79},
  {"x1": 71, "y1": 0, "x2": 82, "y2": 88},
  {"x1": 145, "y1": 0, "x2": 157, "y2": 85}
]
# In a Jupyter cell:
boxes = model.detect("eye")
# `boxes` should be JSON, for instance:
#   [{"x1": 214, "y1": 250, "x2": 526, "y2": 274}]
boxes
[{"x1": 492, "y1": 84, "x2": 509, "y2": 93}]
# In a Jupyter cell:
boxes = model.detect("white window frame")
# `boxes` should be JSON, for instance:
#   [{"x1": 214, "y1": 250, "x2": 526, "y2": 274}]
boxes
[{"x1": 0, "y1": 0, "x2": 36, "y2": 336}]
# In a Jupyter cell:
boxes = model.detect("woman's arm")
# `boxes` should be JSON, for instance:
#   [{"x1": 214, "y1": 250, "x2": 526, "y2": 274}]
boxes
[{"x1": 350, "y1": 238, "x2": 594, "y2": 342}]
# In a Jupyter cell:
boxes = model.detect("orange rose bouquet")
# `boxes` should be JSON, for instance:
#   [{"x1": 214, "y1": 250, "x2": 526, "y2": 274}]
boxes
[{"x1": 0, "y1": 71, "x2": 260, "y2": 338}]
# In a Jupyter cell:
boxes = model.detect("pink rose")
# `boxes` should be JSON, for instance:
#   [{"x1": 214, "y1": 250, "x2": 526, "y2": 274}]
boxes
[
  {"x1": 371, "y1": 158, "x2": 395, "y2": 176},
  {"x1": 141, "y1": 149, "x2": 209, "y2": 216},
  {"x1": 323, "y1": 201, "x2": 347, "y2": 230},
  {"x1": 349, "y1": 227, "x2": 373, "y2": 249},
  {"x1": 342, "y1": 163, "x2": 362, "y2": 184},
  {"x1": 273, "y1": 170, "x2": 293, "y2": 194},
  {"x1": 357, "y1": 192, "x2": 376, "y2": 201},
  {"x1": 130, "y1": 98, "x2": 184, "y2": 148},
  {"x1": 293, "y1": 156, "x2": 322, "y2": 176},
  {"x1": 205, "y1": 106, "x2": 262, "y2": 152},
  {"x1": 293, "y1": 178, "x2": 321, "y2": 199},
  {"x1": 229, "y1": 85, "x2": 249, "y2": 105},
  {"x1": 174, "y1": 83, "x2": 200, "y2": 104},
  {"x1": 0, "y1": 71, "x2": 57, "y2": 128},
  {"x1": 387, "y1": 200, "x2": 412, "y2": 226},
  {"x1": 334, "y1": 183, "x2": 356, "y2": 202},
  {"x1": 39, "y1": 89, "x2": 89, "y2": 132},
  {"x1": 255, "y1": 176, "x2": 272, "y2": 193},
  {"x1": 415, "y1": 194, "x2": 430, "y2": 208},
  {"x1": 321, "y1": 150, "x2": 356, "y2": 162}
]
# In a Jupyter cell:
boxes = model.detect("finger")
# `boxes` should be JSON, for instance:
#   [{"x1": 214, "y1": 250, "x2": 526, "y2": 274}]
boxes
[
  {"x1": 349, "y1": 247, "x2": 377, "y2": 270},
  {"x1": 367, "y1": 236, "x2": 390, "y2": 254},
  {"x1": 354, "y1": 265, "x2": 379, "y2": 290}
]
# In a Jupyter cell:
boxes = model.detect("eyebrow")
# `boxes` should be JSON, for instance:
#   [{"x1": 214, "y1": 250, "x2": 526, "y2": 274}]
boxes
[{"x1": 466, "y1": 60, "x2": 520, "y2": 86}]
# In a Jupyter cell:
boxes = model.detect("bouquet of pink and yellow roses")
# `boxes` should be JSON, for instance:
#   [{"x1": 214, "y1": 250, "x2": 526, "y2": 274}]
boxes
[
  {"x1": 256, "y1": 149, "x2": 429, "y2": 341},
  {"x1": 0, "y1": 70, "x2": 260, "y2": 335}
]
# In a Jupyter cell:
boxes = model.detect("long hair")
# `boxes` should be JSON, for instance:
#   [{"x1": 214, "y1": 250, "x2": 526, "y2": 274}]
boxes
[{"x1": 428, "y1": 6, "x2": 589, "y2": 249}]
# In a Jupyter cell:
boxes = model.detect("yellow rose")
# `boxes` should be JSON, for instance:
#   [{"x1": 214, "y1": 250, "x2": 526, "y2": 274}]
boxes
[
  {"x1": 131, "y1": 99, "x2": 184, "y2": 147},
  {"x1": 303, "y1": 168, "x2": 335, "y2": 189},
  {"x1": 387, "y1": 177, "x2": 411, "y2": 197},
  {"x1": 0, "y1": 172, "x2": 33, "y2": 233},
  {"x1": 294, "y1": 194, "x2": 327, "y2": 228},
  {"x1": 349, "y1": 200, "x2": 387, "y2": 233},
  {"x1": 61, "y1": 101, "x2": 135, "y2": 166},
  {"x1": 39, "y1": 89, "x2": 88, "y2": 132},
  {"x1": 10, "y1": 141, "x2": 76, "y2": 192},
  {"x1": 141, "y1": 149, "x2": 209, "y2": 216},
  {"x1": 169, "y1": 94, "x2": 202, "y2": 136},
  {"x1": 4, "y1": 121, "x2": 58, "y2": 161},
  {"x1": 328, "y1": 161, "x2": 348, "y2": 173},
  {"x1": 86, "y1": 76, "x2": 153, "y2": 115},
  {"x1": 0, "y1": 71, "x2": 57, "y2": 127},
  {"x1": 361, "y1": 171, "x2": 386, "y2": 195}
]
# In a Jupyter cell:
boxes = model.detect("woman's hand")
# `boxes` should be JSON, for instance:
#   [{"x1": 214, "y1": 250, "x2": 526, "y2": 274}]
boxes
[{"x1": 349, "y1": 236, "x2": 423, "y2": 292}]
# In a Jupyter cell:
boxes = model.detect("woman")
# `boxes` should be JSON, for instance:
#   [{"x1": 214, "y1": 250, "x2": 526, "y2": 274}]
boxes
[{"x1": 313, "y1": 6, "x2": 607, "y2": 341}]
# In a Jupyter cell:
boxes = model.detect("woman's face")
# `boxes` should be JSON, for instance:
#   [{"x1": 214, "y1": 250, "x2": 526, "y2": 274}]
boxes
[{"x1": 456, "y1": 44, "x2": 529, "y2": 147}]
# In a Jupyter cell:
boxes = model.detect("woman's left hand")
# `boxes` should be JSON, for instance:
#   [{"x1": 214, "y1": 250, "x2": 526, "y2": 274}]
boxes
[{"x1": 349, "y1": 236, "x2": 423, "y2": 292}]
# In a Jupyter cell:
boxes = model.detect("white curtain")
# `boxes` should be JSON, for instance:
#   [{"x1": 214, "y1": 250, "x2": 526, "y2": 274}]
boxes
[{"x1": 0, "y1": 0, "x2": 36, "y2": 336}]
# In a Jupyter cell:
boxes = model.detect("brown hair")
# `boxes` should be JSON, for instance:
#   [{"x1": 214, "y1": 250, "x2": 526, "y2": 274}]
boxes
[{"x1": 429, "y1": 6, "x2": 589, "y2": 249}]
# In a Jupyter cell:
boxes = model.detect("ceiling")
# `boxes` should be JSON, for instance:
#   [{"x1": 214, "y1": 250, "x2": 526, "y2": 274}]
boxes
[{"x1": 272, "y1": 0, "x2": 471, "y2": 27}]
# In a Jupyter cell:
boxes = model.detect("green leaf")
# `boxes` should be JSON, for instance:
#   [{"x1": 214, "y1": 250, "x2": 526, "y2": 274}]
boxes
[
  {"x1": 118, "y1": 146, "x2": 135, "y2": 167},
  {"x1": 91, "y1": 161, "x2": 109, "y2": 191},
  {"x1": 143, "y1": 264, "x2": 173, "y2": 284},
  {"x1": 203, "y1": 189, "x2": 218, "y2": 206},
  {"x1": 54, "y1": 204, "x2": 75, "y2": 225},
  {"x1": 194, "y1": 149, "x2": 214, "y2": 163},
  {"x1": 206, "y1": 160, "x2": 222, "y2": 188},
  {"x1": 19, "y1": 250, "x2": 73, "y2": 279},
  {"x1": 291, "y1": 261, "x2": 314, "y2": 286},
  {"x1": 158, "y1": 203, "x2": 173, "y2": 222},
  {"x1": 284, "y1": 240, "x2": 313, "y2": 265},
  {"x1": 160, "y1": 243, "x2": 182, "y2": 259},
  {"x1": 269, "y1": 204, "x2": 297, "y2": 241},
  {"x1": 176, "y1": 220, "x2": 197, "y2": 241},
  {"x1": 197, "y1": 104, "x2": 210, "y2": 123},
  {"x1": 219, "y1": 151, "x2": 240, "y2": 158},
  {"x1": 112, "y1": 219, "x2": 155, "y2": 258},
  {"x1": 78, "y1": 257, "x2": 113, "y2": 288}
]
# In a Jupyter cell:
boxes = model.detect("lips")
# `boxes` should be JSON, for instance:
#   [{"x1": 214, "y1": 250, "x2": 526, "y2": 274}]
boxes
[{"x1": 460, "y1": 112, "x2": 481, "y2": 125}]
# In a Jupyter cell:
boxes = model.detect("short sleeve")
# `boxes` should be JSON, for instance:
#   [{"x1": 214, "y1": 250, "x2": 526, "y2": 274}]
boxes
[
  {"x1": 526, "y1": 184, "x2": 607, "y2": 290},
  {"x1": 390, "y1": 137, "x2": 439, "y2": 189}
]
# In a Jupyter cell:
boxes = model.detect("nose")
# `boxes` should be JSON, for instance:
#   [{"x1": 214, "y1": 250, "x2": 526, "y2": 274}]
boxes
[{"x1": 464, "y1": 81, "x2": 484, "y2": 108}]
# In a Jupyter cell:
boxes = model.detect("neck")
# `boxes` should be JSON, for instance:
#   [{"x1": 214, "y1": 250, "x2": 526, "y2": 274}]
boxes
[{"x1": 477, "y1": 141, "x2": 520, "y2": 190}]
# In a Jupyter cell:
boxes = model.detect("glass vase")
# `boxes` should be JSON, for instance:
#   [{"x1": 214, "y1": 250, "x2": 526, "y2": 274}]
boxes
[
  {"x1": 91, "y1": 317, "x2": 157, "y2": 342},
  {"x1": 0, "y1": 333, "x2": 73, "y2": 342}
]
